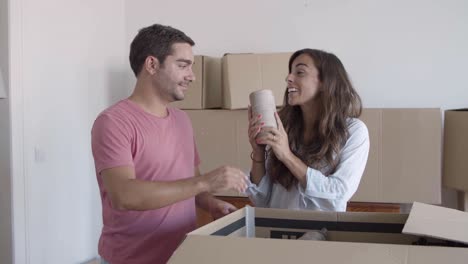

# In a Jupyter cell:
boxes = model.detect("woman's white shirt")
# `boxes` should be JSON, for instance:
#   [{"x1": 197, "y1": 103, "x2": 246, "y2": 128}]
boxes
[{"x1": 246, "y1": 118, "x2": 370, "y2": 212}]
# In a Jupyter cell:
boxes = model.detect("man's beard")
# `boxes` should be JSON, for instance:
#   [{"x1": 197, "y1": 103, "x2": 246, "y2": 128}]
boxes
[{"x1": 171, "y1": 85, "x2": 185, "y2": 101}]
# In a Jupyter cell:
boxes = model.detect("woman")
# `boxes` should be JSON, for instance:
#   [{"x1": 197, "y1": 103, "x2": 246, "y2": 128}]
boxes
[{"x1": 246, "y1": 49, "x2": 369, "y2": 212}]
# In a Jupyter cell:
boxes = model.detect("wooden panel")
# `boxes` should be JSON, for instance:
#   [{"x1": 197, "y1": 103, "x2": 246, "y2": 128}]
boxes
[
  {"x1": 217, "y1": 196, "x2": 253, "y2": 208},
  {"x1": 347, "y1": 202, "x2": 400, "y2": 213},
  {"x1": 196, "y1": 207, "x2": 214, "y2": 227}
]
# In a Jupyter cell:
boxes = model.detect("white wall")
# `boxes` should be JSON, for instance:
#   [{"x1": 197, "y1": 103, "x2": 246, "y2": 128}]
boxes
[
  {"x1": 10, "y1": 0, "x2": 128, "y2": 263},
  {"x1": 0, "y1": 0, "x2": 12, "y2": 262},
  {"x1": 126, "y1": 0, "x2": 468, "y2": 109}
]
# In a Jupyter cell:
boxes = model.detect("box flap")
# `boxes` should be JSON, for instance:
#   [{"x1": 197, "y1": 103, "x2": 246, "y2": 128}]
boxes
[{"x1": 402, "y1": 202, "x2": 468, "y2": 244}]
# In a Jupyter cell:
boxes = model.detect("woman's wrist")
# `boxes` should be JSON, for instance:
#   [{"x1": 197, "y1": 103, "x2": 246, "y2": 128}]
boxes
[
  {"x1": 250, "y1": 151, "x2": 265, "y2": 163},
  {"x1": 279, "y1": 149, "x2": 295, "y2": 164}
]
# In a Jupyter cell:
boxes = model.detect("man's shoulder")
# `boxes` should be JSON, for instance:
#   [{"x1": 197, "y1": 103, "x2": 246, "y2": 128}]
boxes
[
  {"x1": 96, "y1": 100, "x2": 133, "y2": 121},
  {"x1": 169, "y1": 107, "x2": 191, "y2": 122},
  {"x1": 93, "y1": 100, "x2": 133, "y2": 129},
  {"x1": 101, "y1": 99, "x2": 130, "y2": 115}
]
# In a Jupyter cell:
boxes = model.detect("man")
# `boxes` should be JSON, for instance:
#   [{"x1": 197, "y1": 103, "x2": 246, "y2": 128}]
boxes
[{"x1": 91, "y1": 24, "x2": 248, "y2": 264}]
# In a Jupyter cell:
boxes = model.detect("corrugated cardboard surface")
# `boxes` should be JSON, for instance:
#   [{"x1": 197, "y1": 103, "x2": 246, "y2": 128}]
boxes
[
  {"x1": 186, "y1": 108, "x2": 442, "y2": 203},
  {"x1": 171, "y1": 235, "x2": 468, "y2": 264},
  {"x1": 222, "y1": 53, "x2": 291, "y2": 109},
  {"x1": 403, "y1": 202, "x2": 468, "y2": 244},
  {"x1": 380, "y1": 109, "x2": 442, "y2": 203},
  {"x1": 169, "y1": 205, "x2": 468, "y2": 263},
  {"x1": 170, "y1": 235, "x2": 422, "y2": 264},
  {"x1": 443, "y1": 109, "x2": 468, "y2": 192},
  {"x1": 171, "y1": 56, "x2": 222, "y2": 109},
  {"x1": 352, "y1": 109, "x2": 382, "y2": 201},
  {"x1": 187, "y1": 110, "x2": 249, "y2": 174}
]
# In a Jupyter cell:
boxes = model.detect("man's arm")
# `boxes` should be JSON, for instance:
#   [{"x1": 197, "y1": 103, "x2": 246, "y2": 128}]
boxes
[{"x1": 102, "y1": 165, "x2": 247, "y2": 211}]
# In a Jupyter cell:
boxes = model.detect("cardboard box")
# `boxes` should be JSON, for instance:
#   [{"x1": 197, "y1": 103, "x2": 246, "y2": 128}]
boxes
[
  {"x1": 169, "y1": 202, "x2": 468, "y2": 263},
  {"x1": 355, "y1": 108, "x2": 442, "y2": 203},
  {"x1": 187, "y1": 108, "x2": 442, "y2": 203},
  {"x1": 222, "y1": 53, "x2": 292, "y2": 109},
  {"x1": 171, "y1": 55, "x2": 222, "y2": 109},
  {"x1": 188, "y1": 110, "x2": 249, "y2": 174},
  {"x1": 443, "y1": 109, "x2": 468, "y2": 192}
]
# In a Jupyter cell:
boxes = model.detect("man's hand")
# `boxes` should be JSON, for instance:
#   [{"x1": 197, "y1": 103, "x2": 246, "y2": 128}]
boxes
[
  {"x1": 208, "y1": 198, "x2": 237, "y2": 220},
  {"x1": 194, "y1": 167, "x2": 241, "y2": 220},
  {"x1": 201, "y1": 165, "x2": 248, "y2": 194}
]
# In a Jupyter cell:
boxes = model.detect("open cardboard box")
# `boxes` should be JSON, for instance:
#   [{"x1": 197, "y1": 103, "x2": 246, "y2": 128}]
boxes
[{"x1": 169, "y1": 203, "x2": 468, "y2": 263}]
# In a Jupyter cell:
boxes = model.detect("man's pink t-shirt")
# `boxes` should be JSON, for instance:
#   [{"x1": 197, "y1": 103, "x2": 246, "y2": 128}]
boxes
[{"x1": 91, "y1": 99, "x2": 200, "y2": 264}]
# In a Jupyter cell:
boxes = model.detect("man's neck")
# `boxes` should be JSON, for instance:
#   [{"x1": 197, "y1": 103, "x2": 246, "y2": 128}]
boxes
[{"x1": 129, "y1": 79, "x2": 169, "y2": 117}]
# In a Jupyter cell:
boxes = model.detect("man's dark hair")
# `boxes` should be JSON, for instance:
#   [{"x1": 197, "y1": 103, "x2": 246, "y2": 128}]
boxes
[{"x1": 129, "y1": 24, "x2": 195, "y2": 76}]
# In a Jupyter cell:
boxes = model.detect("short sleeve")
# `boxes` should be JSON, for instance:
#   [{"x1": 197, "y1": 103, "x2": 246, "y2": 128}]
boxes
[{"x1": 91, "y1": 114, "x2": 134, "y2": 174}]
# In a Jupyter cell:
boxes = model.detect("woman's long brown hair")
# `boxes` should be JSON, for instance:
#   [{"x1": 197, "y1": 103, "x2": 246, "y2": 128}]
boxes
[{"x1": 268, "y1": 49, "x2": 362, "y2": 190}]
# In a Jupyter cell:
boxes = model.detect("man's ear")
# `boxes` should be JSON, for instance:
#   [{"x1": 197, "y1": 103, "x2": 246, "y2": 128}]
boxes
[{"x1": 144, "y1": 56, "x2": 159, "y2": 75}]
